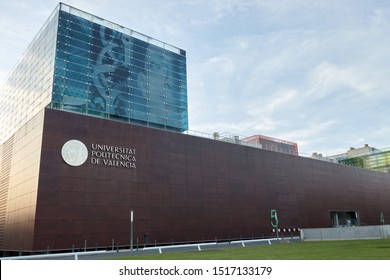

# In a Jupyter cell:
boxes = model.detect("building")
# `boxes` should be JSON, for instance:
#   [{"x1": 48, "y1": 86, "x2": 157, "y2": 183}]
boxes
[
  {"x1": 1, "y1": 3, "x2": 390, "y2": 255},
  {"x1": 329, "y1": 145, "x2": 390, "y2": 173},
  {"x1": 242, "y1": 135, "x2": 299, "y2": 155},
  {"x1": 0, "y1": 2, "x2": 188, "y2": 146}
]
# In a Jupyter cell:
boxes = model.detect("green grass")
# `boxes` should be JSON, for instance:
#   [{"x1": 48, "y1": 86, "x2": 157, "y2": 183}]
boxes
[{"x1": 110, "y1": 239, "x2": 390, "y2": 260}]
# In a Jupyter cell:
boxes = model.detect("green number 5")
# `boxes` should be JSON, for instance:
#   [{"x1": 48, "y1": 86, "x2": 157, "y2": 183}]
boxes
[{"x1": 271, "y1": 209, "x2": 278, "y2": 228}]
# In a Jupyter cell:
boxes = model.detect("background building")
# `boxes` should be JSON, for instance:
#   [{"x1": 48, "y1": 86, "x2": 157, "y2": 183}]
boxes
[
  {"x1": 1, "y1": 3, "x2": 390, "y2": 255},
  {"x1": 329, "y1": 145, "x2": 390, "y2": 173},
  {"x1": 242, "y1": 134, "x2": 299, "y2": 155}
]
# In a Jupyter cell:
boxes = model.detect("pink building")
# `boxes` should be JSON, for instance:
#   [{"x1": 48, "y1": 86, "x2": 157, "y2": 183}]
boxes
[{"x1": 242, "y1": 135, "x2": 299, "y2": 155}]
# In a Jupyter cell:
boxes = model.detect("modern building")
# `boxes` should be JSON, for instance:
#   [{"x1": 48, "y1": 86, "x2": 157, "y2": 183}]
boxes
[
  {"x1": 328, "y1": 145, "x2": 390, "y2": 173},
  {"x1": 0, "y1": 2, "x2": 188, "y2": 147},
  {"x1": 1, "y1": 3, "x2": 390, "y2": 255},
  {"x1": 242, "y1": 135, "x2": 299, "y2": 155}
]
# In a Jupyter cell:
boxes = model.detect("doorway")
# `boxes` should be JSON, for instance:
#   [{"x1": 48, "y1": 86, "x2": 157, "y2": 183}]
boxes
[{"x1": 330, "y1": 211, "x2": 360, "y2": 227}]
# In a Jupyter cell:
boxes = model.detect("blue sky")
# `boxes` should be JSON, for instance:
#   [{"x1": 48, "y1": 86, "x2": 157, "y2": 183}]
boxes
[{"x1": 1, "y1": 0, "x2": 389, "y2": 156}]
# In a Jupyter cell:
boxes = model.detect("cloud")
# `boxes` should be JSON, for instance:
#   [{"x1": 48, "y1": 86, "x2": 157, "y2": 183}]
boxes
[
  {"x1": 188, "y1": 12, "x2": 390, "y2": 153},
  {"x1": 1, "y1": 0, "x2": 390, "y2": 156},
  {"x1": 189, "y1": 0, "x2": 251, "y2": 26}
]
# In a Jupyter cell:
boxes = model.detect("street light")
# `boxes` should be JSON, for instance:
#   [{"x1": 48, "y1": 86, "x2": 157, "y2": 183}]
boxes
[{"x1": 130, "y1": 210, "x2": 134, "y2": 254}]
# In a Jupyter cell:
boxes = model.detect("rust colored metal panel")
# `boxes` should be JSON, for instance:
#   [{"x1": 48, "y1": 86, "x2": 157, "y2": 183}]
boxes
[{"x1": 24, "y1": 108, "x2": 390, "y2": 251}]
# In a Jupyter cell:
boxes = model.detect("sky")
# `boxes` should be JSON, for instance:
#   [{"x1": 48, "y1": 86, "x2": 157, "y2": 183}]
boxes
[{"x1": 0, "y1": 0, "x2": 389, "y2": 156}]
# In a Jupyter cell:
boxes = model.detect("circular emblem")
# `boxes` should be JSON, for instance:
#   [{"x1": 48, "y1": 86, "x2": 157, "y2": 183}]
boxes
[{"x1": 61, "y1": 140, "x2": 88, "y2": 166}]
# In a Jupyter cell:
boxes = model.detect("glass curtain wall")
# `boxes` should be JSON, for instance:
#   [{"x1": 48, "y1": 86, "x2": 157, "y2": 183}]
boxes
[
  {"x1": 1, "y1": 2, "x2": 188, "y2": 144},
  {"x1": 51, "y1": 6, "x2": 188, "y2": 132},
  {"x1": 339, "y1": 150, "x2": 390, "y2": 173},
  {"x1": 0, "y1": 8, "x2": 58, "y2": 145}
]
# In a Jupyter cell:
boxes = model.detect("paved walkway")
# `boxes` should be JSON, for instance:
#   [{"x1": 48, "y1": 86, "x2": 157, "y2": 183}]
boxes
[{"x1": 1, "y1": 237, "x2": 300, "y2": 260}]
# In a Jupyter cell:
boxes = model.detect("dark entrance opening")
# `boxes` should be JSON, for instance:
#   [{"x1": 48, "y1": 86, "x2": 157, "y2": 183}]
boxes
[{"x1": 330, "y1": 211, "x2": 360, "y2": 227}]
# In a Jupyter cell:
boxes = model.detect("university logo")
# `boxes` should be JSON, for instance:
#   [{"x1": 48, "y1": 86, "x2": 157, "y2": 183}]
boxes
[
  {"x1": 61, "y1": 140, "x2": 137, "y2": 169},
  {"x1": 61, "y1": 140, "x2": 88, "y2": 166}
]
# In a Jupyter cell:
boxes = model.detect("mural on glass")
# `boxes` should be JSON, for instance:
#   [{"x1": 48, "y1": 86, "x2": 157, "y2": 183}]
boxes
[{"x1": 53, "y1": 11, "x2": 188, "y2": 131}]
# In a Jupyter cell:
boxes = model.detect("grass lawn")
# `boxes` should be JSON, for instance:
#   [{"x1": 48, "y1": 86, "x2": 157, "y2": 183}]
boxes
[{"x1": 111, "y1": 239, "x2": 390, "y2": 260}]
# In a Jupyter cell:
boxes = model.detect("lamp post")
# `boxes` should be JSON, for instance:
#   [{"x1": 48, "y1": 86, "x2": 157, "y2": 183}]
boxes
[{"x1": 130, "y1": 210, "x2": 134, "y2": 254}]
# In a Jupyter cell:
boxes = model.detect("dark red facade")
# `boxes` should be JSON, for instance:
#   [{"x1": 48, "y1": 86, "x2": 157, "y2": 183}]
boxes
[{"x1": 3, "y1": 108, "x2": 390, "y2": 252}]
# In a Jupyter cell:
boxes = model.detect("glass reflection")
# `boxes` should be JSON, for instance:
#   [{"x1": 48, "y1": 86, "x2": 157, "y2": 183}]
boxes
[{"x1": 51, "y1": 11, "x2": 188, "y2": 132}]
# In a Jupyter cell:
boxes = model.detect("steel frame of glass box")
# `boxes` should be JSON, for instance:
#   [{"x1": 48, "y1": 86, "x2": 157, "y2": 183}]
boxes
[{"x1": 0, "y1": 3, "x2": 188, "y2": 146}]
